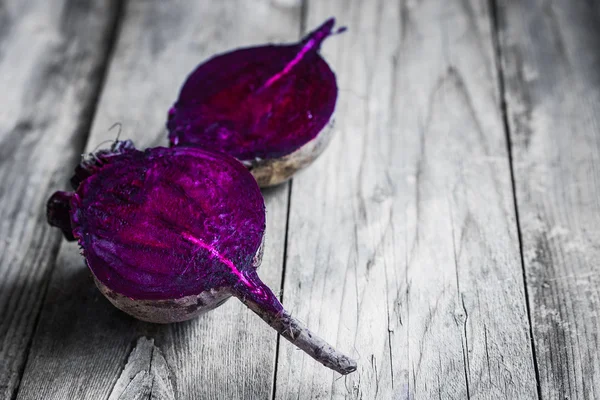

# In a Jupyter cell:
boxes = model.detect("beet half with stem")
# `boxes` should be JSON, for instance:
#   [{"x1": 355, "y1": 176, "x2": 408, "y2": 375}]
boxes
[
  {"x1": 167, "y1": 18, "x2": 345, "y2": 187},
  {"x1": 47, "y1": 141, "x2": 356, "y2": 375}
]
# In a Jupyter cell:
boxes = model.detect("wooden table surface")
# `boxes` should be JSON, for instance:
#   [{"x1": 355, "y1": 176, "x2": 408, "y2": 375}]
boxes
[{"x1": 1, "y1": 0, "x2": 599, "y2": 399}]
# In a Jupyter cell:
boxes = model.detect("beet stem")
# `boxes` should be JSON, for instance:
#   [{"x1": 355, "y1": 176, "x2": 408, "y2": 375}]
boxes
[
  {"x1": 234, "y1": 281, "x2": 357, "y2": 375},
  {"x1": 47, "y1": 191, "x2": 76, "y2": 241}
]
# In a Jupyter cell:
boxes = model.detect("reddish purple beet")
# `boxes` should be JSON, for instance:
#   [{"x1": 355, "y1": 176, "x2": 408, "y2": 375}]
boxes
[
  {"x1": 47, "y1": 142, "x2": 356, "y2": 375},
  {"x1": 167, "y1": 18, "x2": 345, "y2": 187}
]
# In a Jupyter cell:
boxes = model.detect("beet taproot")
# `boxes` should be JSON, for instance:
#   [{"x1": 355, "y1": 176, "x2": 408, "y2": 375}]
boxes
[
  {"x1": 167, "y1": 18, "x2": 345, "y2": 187},
  {"x1": 47, "y1": 142, "x2": 356, "y2": 375}
]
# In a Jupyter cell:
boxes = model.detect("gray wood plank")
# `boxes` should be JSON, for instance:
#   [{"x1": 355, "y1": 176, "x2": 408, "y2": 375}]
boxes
[
  {"x1": 274, "y1": 0, "x2": 539, "y2": 398},
  {"x1": 107, "y1": 337, "x2": 175, "y2": 400},
  {"x1": 0, "y1": 1, "x2": 119, "y2": 398},
  {"x1": 496, "y1": 0, "x2": 600, "y2": 398},
  {"x1": 15, "y1": 1, "x2": 300, "y2": 399}
]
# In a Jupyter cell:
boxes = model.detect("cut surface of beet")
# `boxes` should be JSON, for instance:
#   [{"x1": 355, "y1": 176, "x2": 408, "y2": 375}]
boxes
[
  {"x1": 46, "y1": 142, "x2": 356, "y2": 375},
  {"x1": 167, "y1": 18, "x2": 341, "y2": 161},
  {"x1": 72, "y1": 146, "x2": 266, "y2": 301}
]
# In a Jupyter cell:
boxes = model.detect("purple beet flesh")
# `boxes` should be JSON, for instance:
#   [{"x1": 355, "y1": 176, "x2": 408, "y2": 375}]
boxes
[
  {"x1": 47, "y1": 142, "x2": 356, "y2": 375},
  {"x1": 167, "y1": 18, "x2": 344, "y2": 186}
]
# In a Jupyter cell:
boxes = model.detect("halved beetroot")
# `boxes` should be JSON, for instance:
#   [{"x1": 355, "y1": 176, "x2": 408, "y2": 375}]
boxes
[
  {"x1": 47, "y1": 142, "x2": 356, "y2": 375},
  {"x1": 167, "y1": 18, "x2": 344, "y2": 187}
]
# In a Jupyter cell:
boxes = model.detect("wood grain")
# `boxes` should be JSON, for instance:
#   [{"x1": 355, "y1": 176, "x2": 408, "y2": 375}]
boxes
[
  {"x1": 0, "y1": 1, "x2": 119, "y2": 398},
  {"x1": 496, "y1": 0, "x2": 600, "y2": 398},
  {"x1": 274, "y1": 0, "x2": 539, "y2": 398},
  {"x1": 16, "y1": 1, "x2": 300, "y2": 399},
  {"x1": 107, "y1": 337, "x2": 175, "y2": 400}
]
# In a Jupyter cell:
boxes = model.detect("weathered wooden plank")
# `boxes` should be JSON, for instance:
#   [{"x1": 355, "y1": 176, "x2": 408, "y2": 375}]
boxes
[
  {"x1": 496, "y1": 0, "x2": 600, "y2": 398},
  {"x1": 15, "y1": 1, "x2": 300, "y2": 399},
  {"x1": 107, "y1": 337, "x2": 175, "y2": 400},
  {"x1": 0, "y1": 1, "x2": 119, "y2": 398},
  {"x1": 274, "y1": 0, "x2": 539, "y2": 398}
]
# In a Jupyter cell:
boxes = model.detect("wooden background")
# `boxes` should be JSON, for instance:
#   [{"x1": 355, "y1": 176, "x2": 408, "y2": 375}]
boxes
[{"x1": 1, "y1": 0, "x2": 599, "y2": 399}]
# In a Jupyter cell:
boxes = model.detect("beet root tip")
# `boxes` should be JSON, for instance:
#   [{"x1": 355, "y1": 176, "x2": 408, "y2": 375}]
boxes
[
  {"x1": 274, "y1": 311, "x2": 357, "y2": 375},
  {"x1": 234, "y1": 282, "x2": 357, "y2": 375}
]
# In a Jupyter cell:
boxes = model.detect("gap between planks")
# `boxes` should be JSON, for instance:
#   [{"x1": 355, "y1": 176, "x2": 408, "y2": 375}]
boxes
[{"x1": 488, "y1": 0, "x2": 543, "y2": 398}]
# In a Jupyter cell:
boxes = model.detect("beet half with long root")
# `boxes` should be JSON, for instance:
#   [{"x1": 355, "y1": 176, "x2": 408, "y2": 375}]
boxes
[
  {"x1": 47, "y1": 141, "x2": 356, "y2": 375},
  {"x1": 167, "y1": 18, "x2": 345, "y2": 187}
]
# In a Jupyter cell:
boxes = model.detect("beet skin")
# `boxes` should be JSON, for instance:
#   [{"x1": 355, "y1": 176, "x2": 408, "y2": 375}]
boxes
[
  {"x1": 47, "y1": 142, "x2": 356, "y2": 375},
  {"x1": 167, "y1": 19, "x2": 345, "y2": 186}
]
